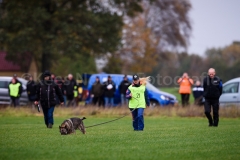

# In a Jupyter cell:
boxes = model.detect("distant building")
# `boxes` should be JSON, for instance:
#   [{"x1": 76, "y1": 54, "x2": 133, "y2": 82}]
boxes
[{"x1": 0, "y1": 51, "x2": 38, "y2": 79}]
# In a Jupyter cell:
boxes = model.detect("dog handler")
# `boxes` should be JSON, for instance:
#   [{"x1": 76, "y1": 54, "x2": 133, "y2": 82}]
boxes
[
  {"x1": 34, "y1": 70, "x2": 64, "y2": 128},
  {"x1": 126, "y1": 74, "x2": 150, "y2": 131}
]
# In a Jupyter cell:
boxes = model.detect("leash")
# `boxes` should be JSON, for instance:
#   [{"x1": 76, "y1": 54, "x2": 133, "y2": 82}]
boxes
[{"x1": 85, "y1": 97, "x2": 139, "y2": 128}]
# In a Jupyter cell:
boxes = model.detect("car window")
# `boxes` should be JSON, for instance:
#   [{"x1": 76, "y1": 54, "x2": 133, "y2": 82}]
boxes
[
  {"x1": 0, "y1": 81, "x2": 8, "y2": 89},
  {"x1": 146, "y1": 82, "x2": 160, "y2": 92},
  {"x1": 223, "y1": 82, "x2": 239, "y2": 93}
]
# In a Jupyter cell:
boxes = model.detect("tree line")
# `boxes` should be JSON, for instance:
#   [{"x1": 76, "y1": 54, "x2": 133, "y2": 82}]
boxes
[{"x1": 1, "y1": 0, "x2": 239, "y2": 85}]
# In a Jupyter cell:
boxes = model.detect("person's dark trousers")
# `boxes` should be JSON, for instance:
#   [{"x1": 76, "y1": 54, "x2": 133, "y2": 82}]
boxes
[
  {"x1": 10, "y1": 96, "x2": 19, "y2": 107},
  {"x1": 67, "y1": 94, "x2": 74, "y2": 107},
  {"x1": 181, "y1": 94, "x2": 190, "y2": 107},
  {"x1": 130, "y1": 108, "x2": 144, "y2": 131},
  {"x1": 204, "y1": 99, "x2": 219, "y2": 126},
  {"x1": 194, "y1": 96, "x2": 203, "y2": 106},
  {"x1": 92, "y1": 96, "x2": 102, "y2": 107},
  {"x1": 42, "y1": 106, "x2": 55, "y2": 128}
]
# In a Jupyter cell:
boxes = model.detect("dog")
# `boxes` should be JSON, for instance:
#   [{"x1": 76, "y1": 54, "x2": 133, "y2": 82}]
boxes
[{"x1": 59, "y1": 117, "x2": 86, "y2": 135}]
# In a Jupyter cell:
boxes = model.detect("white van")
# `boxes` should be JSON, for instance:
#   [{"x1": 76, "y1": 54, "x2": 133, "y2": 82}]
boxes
[{"x1": 219, "y1": 77, "x2": 240, "y2": 106}]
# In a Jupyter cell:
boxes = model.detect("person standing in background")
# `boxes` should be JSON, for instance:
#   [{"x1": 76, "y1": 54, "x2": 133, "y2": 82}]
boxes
[
  {"x1": 91, "y1": 76, "x2": 103, "y2": 107},
  {"x1": 192, "y1": 80, "x2": 204, "y2": 106},
  {"x1": 8, "y1": 78, "x2": 22, "y2": 107},
  {"x1": 27, "y1": 75, "x2": 37, "y2": 108},
  {"x1": 65, "y1": 74, "x2": 77, "y2": 107},
  {"x1": 119, "y1": 75, "x2": 131, "y2": 106},
  {"x1": 103, "y1": 75, "x2": 116, "y2": 107},
  {"x1": 177, "y1": 72, "x2": 194, "y2": 107}
]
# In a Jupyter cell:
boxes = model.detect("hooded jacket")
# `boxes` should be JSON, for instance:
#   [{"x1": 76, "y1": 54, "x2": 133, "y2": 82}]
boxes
[{"x1": 36, "y1": 71, "x2": 64, "y2": 108}]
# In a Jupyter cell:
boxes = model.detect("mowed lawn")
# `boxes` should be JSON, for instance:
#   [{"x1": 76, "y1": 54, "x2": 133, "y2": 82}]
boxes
[{"x1": 0, "y1": 115, "x2": 240, "y2": 160}]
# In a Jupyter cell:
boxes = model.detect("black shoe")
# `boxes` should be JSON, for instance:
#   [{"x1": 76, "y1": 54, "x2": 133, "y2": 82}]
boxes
[
  {"x1": 48, "y1": 123, "x2": 53, "y2": 128},
  {"x1": 213, "y1": 124, "x2": 218, "y2": 127}
]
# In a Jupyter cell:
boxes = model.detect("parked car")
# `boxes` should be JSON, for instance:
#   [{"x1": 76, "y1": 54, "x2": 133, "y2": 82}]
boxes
[
  {"x1": 84, "y1": 73, "x2": 177, "y2": 107},
  {"x1": 0, "y1": 76, "x2": 29, "y2": 105},
  {"x1": 219, "y1": 77, "x2": 240, "y2": 106}
]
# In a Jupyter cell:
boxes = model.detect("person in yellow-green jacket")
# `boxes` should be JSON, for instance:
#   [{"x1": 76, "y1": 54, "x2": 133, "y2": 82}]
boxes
[
  {"x1": 126, "y1": 74, "x2": 150, "y2": 131},
  {"x1": 73, "y1": 85, "x2": 78, "y2": 107},
  {"x1": 8, "y1": 78, "x2": 22, "y2": 107}
]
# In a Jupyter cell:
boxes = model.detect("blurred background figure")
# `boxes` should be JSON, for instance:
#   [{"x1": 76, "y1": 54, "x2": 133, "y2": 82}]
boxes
[
  {"x1": 8, "y1": 78, "x2": 22, "y2": 107},
  {"x1": 192, "y1": 80, "x2": 204, "y2": 106},
  {"x1": 61, "y1": 77, "x2": 67, "y2": 106},
  {"x1": 66, "y1": 74, "x2": 77, "y2": 107},
  {"x1": 119, "y1": 75, "x2": 131, "y2": 106},
  {"x1": 103, "y1": 75, "x2": 116, "y2": 107},
  {"x1": 55, "y1": 76, "x2": 66, "y2": 106},
  {"x1": 26, "y1": 75, "x2": 37, "y2": 108},
  {"x1": 177, "y1": 72, "x2": 194, "y2": 107},
  {"x1": 91, "y1": 76, "x2": 103, "y2": 107}
]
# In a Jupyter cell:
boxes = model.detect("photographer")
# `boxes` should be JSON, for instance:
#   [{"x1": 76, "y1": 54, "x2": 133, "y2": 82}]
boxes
[{"x1": 177, "y1": 72, "x2": 194, "y2": 107}]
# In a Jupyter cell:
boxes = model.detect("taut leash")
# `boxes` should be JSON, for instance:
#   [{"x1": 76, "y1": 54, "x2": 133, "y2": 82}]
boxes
[{"x1": 85, "y1": 97, "x2": 139, "y2": 128}]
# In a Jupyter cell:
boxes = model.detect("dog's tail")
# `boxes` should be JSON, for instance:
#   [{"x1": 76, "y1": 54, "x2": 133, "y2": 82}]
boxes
[{"x1": 82, "y1": 117, "x2": 86, "y2": 120}]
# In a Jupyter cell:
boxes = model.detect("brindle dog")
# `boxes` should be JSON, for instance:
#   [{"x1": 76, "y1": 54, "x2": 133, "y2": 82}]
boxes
[{"x1": 59, "y1": 117, "x2": 86, "y2": 135}]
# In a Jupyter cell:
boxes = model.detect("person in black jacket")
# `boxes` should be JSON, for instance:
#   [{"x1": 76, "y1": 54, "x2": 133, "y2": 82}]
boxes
[
  {"x1": 34, "y1": 70, "x2": 64, "y2": 128},
  {"x1": 203, "y1": 68, "x2": 222, "y2": 127},
  {"x1": 119, "y1": 75, "x2": 131, "y2": 106},
  {"x1": 27, "y1": 75, "x2": 37, "y2": 108},
  {"x1": 65, "y1": 74, "x2": 77, "y2": 107},
  {"x1": 103, "y1": 75, "x2": 116, "y2": 107}
]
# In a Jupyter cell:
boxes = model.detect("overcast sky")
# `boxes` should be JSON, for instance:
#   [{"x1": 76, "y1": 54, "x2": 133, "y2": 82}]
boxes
[{"x1": 188, "y1": 0, "x2": 240, "y2": 56}]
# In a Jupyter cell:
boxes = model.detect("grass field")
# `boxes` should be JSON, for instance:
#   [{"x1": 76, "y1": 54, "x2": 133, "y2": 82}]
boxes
[{"x1": 0, "y1": 108, "x2": 240, "y2": 160}]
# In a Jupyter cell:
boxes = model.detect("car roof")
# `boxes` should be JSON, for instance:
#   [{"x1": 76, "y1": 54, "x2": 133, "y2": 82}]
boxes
[
  {"x1": 224, "y1": 77, "x2": 240, "y2": 85},
  {"x1": 0, "y1": 76, "x2": 27, "y2": 85},
  {"x1": 88, "y1": 74, "x2": 176, "y2": 99}
]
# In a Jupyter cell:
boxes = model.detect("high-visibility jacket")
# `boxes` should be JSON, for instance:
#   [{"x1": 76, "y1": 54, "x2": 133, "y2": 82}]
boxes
[
  {"x1": 74, "y1": 85, "x2": 78, "y2": 97},
  {"x1": 9, "y1": 83, "x2": 21, "y2": 97},
  {"x1": 128, "y1": 85, "x2": 146, "y2": 109},
  {"x1": 177, "y1": 77, "x2": 193, "y2": 94}
]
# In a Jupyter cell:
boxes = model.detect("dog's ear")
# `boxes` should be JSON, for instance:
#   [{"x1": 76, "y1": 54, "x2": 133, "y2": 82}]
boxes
[{"x1": 59, "y1": 126, "x2": 61, "y2": 129}]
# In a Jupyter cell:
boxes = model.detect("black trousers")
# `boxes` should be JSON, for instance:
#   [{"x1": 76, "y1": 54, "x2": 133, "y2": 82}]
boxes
[
  {"x1": 10, "y1": 96, "x2": 20, "y2": 107},
  {"x1": 181, "y1": 94, "x2": 190, "y2": 107},
  {"x1": 92, "y1": 96, "x2": 103, "y2": 107},
  {"x1": 204, "y1": 99, "x2": 219, "y2": 126}
]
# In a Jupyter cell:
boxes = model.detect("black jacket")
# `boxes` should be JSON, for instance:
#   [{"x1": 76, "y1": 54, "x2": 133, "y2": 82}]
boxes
[
  {"x1": 27, "y1": 80, "x2": 37, "y2": 96},
  {"x1": 65, "y1": 78, "x2": 77, "y2": 96},
  {"x1": 36, "y1": 71, "x2": 64, "y2": 108},
  {"x1": 103, "y1": 80, "x2": 116, "y2": 97},
  {"x1": 203, "y1": 76, "x2": 222, "y2": 99},
  {"x1": 36, "y1": 81, "x2": 64, "y2": 108},
  {"x1": 119, "y1": 80, "x2": 131, "y2": 95}
]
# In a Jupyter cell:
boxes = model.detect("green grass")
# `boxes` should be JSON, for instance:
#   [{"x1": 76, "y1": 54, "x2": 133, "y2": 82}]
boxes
[
  {"x1": 0, "y1": 115, "x2": 240, "y2": 160},
  {"x1": 160, "y1": 87, "x2": 195, "y2": 104}
]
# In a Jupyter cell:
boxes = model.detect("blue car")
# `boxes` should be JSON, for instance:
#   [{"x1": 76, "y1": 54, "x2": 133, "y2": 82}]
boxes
[{"x1": 84, "y1": 73, "x2": 177, "y2": 107}]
